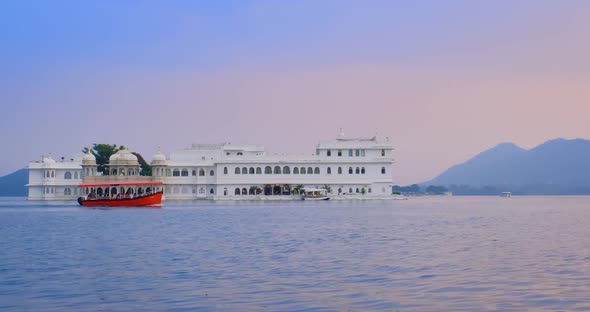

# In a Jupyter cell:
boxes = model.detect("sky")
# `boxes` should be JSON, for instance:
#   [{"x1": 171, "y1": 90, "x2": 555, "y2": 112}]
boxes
[{"x1": 1, "y1": 1, "x2": 590, "y2": 184}]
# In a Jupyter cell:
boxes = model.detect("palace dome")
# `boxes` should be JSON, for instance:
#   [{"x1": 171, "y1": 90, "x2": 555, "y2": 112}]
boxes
[
  {"x1": 82, "y1": 150, "x2": 96, "y2": 164},
  {"x1": 151, "y1": 149, "x2": 166, "y2": 165},
  {"x1": 109, "y1": 148, "x2": 139, "y2": 166}
]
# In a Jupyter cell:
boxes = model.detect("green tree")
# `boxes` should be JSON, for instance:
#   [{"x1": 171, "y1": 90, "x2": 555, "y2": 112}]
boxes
[
  {"x1": 249, "y1": 186, "x2": 258, "y2": 195},
  {"x1": 82, "y1": 144, "x2": 125, "y2": 175},
  {"x1": 292, "y1": 184, "x2": 304, "y2": 195},
  {"x1": 131, "y1": 152, "x2": 152, "y2": 176}
]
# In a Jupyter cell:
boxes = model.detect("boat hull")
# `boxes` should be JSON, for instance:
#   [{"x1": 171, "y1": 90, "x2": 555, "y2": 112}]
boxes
[
  {"x1": 301, "y1": 197, "x2": 330, "y2": 201},
  {"x1": 78, "y1": 192, "x2": 163, "y2": 207}
]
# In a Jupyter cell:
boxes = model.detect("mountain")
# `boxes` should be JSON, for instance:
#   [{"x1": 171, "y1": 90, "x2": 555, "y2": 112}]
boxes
[
  {"x1": 0, "y1": 169, "x2": 28, "y2": 197},
  {"x1": 425, "y1": 138, "x2": 590, "y2": 195}
]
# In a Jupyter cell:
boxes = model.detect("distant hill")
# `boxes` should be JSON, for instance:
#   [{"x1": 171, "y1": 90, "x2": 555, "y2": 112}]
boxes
[
  {"x1": 0, "y1": 169, "x2": 28, "y2": 197},
  {"x1": 424, "y1": 138, "x2": 590, "y2": 195}
]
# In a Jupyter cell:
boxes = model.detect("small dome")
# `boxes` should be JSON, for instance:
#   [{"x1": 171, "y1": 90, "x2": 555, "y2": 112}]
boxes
[
  {"x1": 83, "y1": 151, "x2": 95, "y2": 160},
  {"x1": 153, "y1": 150, "x2": 166, "y2": 161},
  {"x1": 82, "y1": 150, "x2": 96, "y2": 165},
  {"x1": 42, "y1": 156, "x2": 56, "y2": 164},
  {"x1": 151, "y1": 149, "x2": 167, "y2": 165}
]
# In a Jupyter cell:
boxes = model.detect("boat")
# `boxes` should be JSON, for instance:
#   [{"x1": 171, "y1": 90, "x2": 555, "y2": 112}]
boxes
[
  {"x1": 500, "y1": 191, "x2": 512, "y2": 197},
  {"x1": 301, "y1": 188, "x2": 330, "y2": 201},
  {"x1": 77, "y1": 181, "x2": 164, "y2": 207}
]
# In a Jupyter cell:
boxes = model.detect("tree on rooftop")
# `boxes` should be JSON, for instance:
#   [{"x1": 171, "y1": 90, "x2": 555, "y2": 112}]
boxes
[{"x1": 131, "y1": 152, "x2": 152, "y2": 176}]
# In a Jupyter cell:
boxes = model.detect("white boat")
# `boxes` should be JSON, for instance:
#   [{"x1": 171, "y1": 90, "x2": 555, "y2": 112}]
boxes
[
  {"x1": 500, "y1": 192, "x2": 512, "y2": 197},
  {"x1": 301, "y1": 188, "x2": 330, "y2": 201}
]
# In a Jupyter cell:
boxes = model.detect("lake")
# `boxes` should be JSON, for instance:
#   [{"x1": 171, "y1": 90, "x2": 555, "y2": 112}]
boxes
[{"x1": 1, "y1": 196, "x2": 590, "y2": 311}]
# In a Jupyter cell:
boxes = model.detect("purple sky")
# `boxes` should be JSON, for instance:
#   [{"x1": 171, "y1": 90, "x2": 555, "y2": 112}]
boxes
[{"x1": 1, "y1": 1, "x2": 590, "y2": 184}]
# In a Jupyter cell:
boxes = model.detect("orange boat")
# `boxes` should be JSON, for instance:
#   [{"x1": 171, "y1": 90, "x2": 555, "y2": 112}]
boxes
[{"x1": 77, "y1": 181, "x2": 163, "y2": 207}]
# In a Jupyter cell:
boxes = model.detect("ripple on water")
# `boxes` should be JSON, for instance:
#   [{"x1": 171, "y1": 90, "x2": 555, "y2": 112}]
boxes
[{"x1": 2, "y1": 197, "x2": 590, "y2": 311}]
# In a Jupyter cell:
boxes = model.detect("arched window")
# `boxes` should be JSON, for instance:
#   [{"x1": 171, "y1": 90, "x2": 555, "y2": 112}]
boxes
[
  {"x1": 300, "y1": 167, "x2": 306, "y2": 174},
  {"x1": 45, "y1": 171, "x2": 49, "y2": 178},
  {"x1": 327, "y1": 167, "x2": 332, "y2": 174},
  {"x1": 224, "y1": 167, "x2": 228, "y2": 175},
  {"x1": 368, "y1": 188, "x2": 372, "y2": 193},
  {"x1": 307, "y1": 167, "x2": 313, "y2": 175},
  {"x1": 381, "y1": 149, "x2": 385, "y2": 156},
  {"x1": 249, "y1": 167, "x2": 255, "y2": 174},
  {"x1": 293, "y1": 167, "x2": 299, "y2": 174},
  {"x1": 64, "y1": 188, "x2": 71, "y2": 195},
  {"x1": 274, "y1": 166, "x2": 281, "y2": 174},
  {"x1": 338, "y1": 167, "x2": 342, "y2": 174},
  {"x1": 327, "y1": 150, "x2": 331, "y2": 156},
  {"x1": 381, "y1": 167, "x2": 386, "y2": 174},
  {"x1": 192, "y1": 170, "x2": 196, "y2": 176},
  {"x1": 199, "y1": 169, "x2": 205, "y2": 176},
  {"x1": 242, "y1": 167, "x2": 248, "y2": 174},
  {"x1": 235, "y1": 188, "x2": 241, "y2": 195},
  {"x1": 237, "y1": 152, "x2": 243, "y2": 156},
  {"x1": 210, "y1": 188, "x2": 214, "y2": 194},
  {"x1": 199, "y1": 187, "x2": 205, "y2": 194},
  {"x1": 256, "y1": 167, "x2": 262, "y2": 174},
  {"x1": 265, "y1": 166, "x2": 272, "y2": 174},
  {"x1": 361, "y1": 167, "x2": 365, "y2": 174},
  {"x1": 356, "y1": 188, "x2": 360, "y2": 193},
  {"x1": 348, "y1": 167, "x2": 353, "y2": 174},
  {"x1": 210, "y1": 170, "x2": 215, "y2": 176},
  {"x1": 181, "y1": 169, "x2": 188, "y2": 176},
  {"x1": 192, "y1": 188, "x2": 196, "y2": 194},
  {"x1": 242, "y1": 188, "x2": 248, "y2": 195},
  {"x1": 74, "y1": 172, "x2": 78, "y2": 179},
  {"x1": 129, "y1": 169, "x2": 135, "y2": 176},
  {"x1": 235, "y1": 167, "x2": 240, "y2": 174},
  {"x1": 355, "y1": 167, "x2": 360, "y2": 174},
  {"x1": 349, "y1": 188, "x2": 353, "y2": 193},
  {"x1": 314, "y1": 167, "x2": 320, "y2": 174},
  {"x1": 283, "y1": 166, "x2": 290, "y2": 174},
  {"x1": 173, "y1": 169, "x2": 180, "y2": 176},
  {"x1": 64, "y1": 172, "x2": 72, "y2": 179},
  {"x1": 223, "y1": 188, "x2": 228, "y2": 196}
]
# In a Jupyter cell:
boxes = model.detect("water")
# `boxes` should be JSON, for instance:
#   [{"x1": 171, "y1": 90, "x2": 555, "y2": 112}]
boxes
[{"x1": 1, "y1": 196, "x2": 590, "y2": 311}]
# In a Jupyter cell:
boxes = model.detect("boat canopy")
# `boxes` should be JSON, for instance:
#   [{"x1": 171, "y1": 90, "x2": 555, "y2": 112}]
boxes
[
  {"x1": 301, "y1": 188, "x2": 327, "y2": 193},
  {"x1": 77, "y1": 181, "x2": 163, "y2": 188}
]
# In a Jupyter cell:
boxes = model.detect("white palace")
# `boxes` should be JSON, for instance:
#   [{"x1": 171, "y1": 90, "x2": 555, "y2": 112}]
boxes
[{"x1": 27, "y1": 133, "x2": 395, "y2": 201}]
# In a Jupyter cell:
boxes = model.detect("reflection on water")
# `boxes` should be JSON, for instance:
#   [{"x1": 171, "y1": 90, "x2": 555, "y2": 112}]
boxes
[{"x1": 1, "y1": 196, "x2": 590, "y2": 311}]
